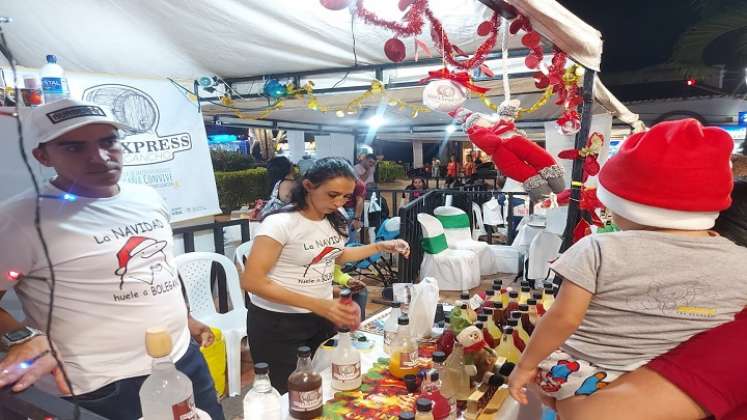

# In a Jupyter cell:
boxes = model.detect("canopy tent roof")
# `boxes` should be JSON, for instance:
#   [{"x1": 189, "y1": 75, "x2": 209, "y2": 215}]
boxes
[{"x1": 0, "y1": 0, "x2": 639, "y2": 128}]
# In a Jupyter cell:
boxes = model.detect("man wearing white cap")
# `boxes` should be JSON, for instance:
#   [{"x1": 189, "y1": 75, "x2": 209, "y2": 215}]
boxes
[{"x1": 0, "y1": 99, "x2": 224, "y2": 419}]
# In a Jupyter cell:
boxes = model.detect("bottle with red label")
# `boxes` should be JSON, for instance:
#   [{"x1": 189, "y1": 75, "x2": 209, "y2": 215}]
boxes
[
  {"x1": 418, "y1": 370, "x2": 451, "y2": 420},
  {"x1": 339, "y1": 287, "x2": 361, "y2": 330},
  {"x1": 139, "y1": 328, "x2": 198, "y2": 420},
  {"x1": 331, "y1": 327, "x2": 361, "y2": 391},
  {"x1": 437, "y1": 315, "x2": 455, "y2": 356},
  {"x1": 390, "y1": 314, "x2": 419, "y2": 378},
  {"x1": 288, "y1": 346, "x2": 323, "y2": 419}
]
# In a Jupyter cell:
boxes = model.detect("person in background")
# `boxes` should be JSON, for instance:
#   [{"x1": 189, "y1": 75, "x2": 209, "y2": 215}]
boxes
[
  {"x1": 354, "y1": 153, "x2": 377, "y2": 188},
  {"x1": 432, "y1": 157, "x2": 441, "y2": 179},
  {"x1": 260, "y1": 155, "x2": 296, "y2": 218},
  {"x1": 0, "y1": 99, "x2": 224, "y2": 420},
  {"x1": 402, "y1": 176, "x2": 428, "y2": 204},
  {"x1": 242, "y1": 157, "x2": 410, "y2": 392},
  {"x1": 446, "y1": 155, "x2": 459, "y2": 187},
  {"x1": 297, "y1": 152, "x2": 315, "y2": 176},
  {"x1": 463, "y1": 154, "x2": 476, "y2": 178},
  {"x1": 343, "y1": 178, "x2": 366, "y2": 242}
]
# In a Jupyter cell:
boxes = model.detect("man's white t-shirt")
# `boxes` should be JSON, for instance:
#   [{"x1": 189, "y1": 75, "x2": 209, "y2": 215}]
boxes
[
  {"x1": 0, "y1": 182, "x2": 190, "y2": 395},
  {"x1": 253, "y1": 211, "x2": 345, "y2": 313},
  {"x1": 354, "y1": 163, "x2": 375, "y2": 185}
]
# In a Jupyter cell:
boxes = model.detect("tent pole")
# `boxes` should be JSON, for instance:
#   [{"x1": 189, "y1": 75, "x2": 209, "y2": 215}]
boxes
[{"x1": 560, "y1": 69, "x2": 596, "y2": 253}]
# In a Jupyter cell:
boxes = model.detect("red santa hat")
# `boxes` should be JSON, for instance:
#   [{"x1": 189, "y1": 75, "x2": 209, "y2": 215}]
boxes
[
  {"x1": 114, "y1": 236, "x2": 163, "y2": 277},
  {"x1": 598, "y1": 118, "x2": 733, "y2": 230}
]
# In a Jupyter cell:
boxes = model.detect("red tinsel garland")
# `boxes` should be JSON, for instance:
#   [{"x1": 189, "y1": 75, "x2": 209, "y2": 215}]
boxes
[
  {"x1": 354, "y1": 0, "x2": 427, "y2": 37},
  {"x1": 425, "y1": 7, "x2": 499, "y2": 70}
]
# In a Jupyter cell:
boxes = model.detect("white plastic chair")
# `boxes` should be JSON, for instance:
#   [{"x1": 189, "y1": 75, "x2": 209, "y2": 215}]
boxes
[
  {"x1": 417, "y1": 213, "x2": 480, "y2": 291},
  {"x1": 175, "y1": 252, "x2": 247, "y2": 397},
  {"x1": 233, "y1": 240, "x2": 254, "y2": 272},
  {"x1": 434, "y1": 206, "x2": 499, "y2": 275},
  {"x1": 471, "y1": 202, "x2": 488, "y2": 241},
  {"x1": 525, "y1": 231, "x2": 563, "y2": 289}
]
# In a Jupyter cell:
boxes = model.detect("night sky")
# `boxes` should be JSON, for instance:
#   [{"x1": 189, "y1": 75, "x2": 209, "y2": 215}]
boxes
[{"x1": 558, "y1": 0, "x2": 704, "y2": 72}]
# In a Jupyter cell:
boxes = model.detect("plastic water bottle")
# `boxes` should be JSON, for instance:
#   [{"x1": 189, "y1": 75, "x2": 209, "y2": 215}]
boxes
[
  {"x1": 40, "y1": 54, "x2": 70, "y2": 103},
  {"x1": 139, "y1": 328, "x2": 198, "y2": 420},
  {"x1": 242, "y1": 362, "x2": 282, "y2": 419}
]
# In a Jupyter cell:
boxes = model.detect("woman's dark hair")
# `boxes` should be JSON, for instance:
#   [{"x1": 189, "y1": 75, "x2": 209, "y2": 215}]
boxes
[
  {"x1": 408, "y1": 176, "x2": 428, "y2": 190},
  {"x1": 265, "y1": 157, "x2": 355, "y2": 236},
  {"x1": 714, "y1": 180, "x2": 747, "y2": 247},
  {"x1": 266, "y1": 156, "x2": 293, "y2": 189}
]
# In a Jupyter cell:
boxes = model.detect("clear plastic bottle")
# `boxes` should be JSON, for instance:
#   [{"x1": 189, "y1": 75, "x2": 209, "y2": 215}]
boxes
[
  {"x1": 419, "y1": 370, "x2": 451, "y2": 420},
  {"x1": 384, "y1": 303, "x2": 402, "y2": 355},
  {"x1": 442, "y1": 343, "x2": 471, "y2": 405},
  {"x1": 242, "y1": 362, "x2": 282, "y2": 419},
  {"x1": 390, "y1": 314, "x2": 419, "y2": 379},
  {"x1": 288, "y1": 346, "x2": 323, "y2": 419},
  {"x1": 512, "y1": 310, "x2": 531, "y2": 345},
  {"x1": 519, "y1": 284, "x2": 532, "y2": 305},
  {"x1": 543, "y1": 284, "x2": 556, "y2": 311},
  {"x1": 431, "y1": 352, "x2": 456, "y2": 420},
  {"x1": 495, "y1": 326, "x2": 522, "y2": 364},
  {"x1": 139, "y1": 328, "x2": 197, "y2": 420},
  {"x1": 40, "y1": 54, "x2": 70, "y2": 103},
  {"x1": 482, "y1": 308, "x2": 502, "y2": 345},
  {"x1": 331, "y1": 327, "x2": 361, "y2": 391}
]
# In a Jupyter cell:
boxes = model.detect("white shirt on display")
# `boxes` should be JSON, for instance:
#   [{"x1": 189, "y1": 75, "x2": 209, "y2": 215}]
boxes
[{"x1": 0, "y1": 182, "x2": 190, "y2": 395}]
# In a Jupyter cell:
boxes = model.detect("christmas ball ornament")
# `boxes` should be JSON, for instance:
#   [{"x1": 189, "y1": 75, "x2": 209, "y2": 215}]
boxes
[
  {"x1": 477, "y1": 21, "x2": 493, "y2": 37},
  {"x1": 422, "y1": 79, "x2": 467, "y2": 113},
  {"x1": 263, "y1": 79, "x2": 286, "y2": 98},
  {"x1": 320, "y1": 0, "x2": 351, "y2": 10},
  {"x1": 521, "y1": 31, "x2": 541, "y2": 48},
  {"x1": 525, "y1": 54, "x2": 541, "y2": 69},
  {"x1": 533, "y1": 71, "x2": 549, "y2": 89},
  {"x1": 384, "y1": 38, "x2": 407, "y2": 62},
  {"x1": 399, "y1": 0, "x2": 415, "y2": 11}
]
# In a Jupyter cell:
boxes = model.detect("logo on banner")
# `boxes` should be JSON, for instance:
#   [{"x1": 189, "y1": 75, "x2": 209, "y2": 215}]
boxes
[{"x1": 83, "y1": 84, "x2": 192, "y2": 166}]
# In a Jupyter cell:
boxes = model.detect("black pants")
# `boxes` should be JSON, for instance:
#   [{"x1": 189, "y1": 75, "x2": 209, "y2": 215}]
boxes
[
  {"x1": 69, "y1": 340, "x2": 225, "y2": 420},
  {"x1": 246, "y1": 301, "x2": 335, "y2": 394}
]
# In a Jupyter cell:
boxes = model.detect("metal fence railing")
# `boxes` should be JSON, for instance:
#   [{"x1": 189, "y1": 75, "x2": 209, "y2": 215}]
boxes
[
  {"x1": 396, "y1": 189, "x2": 530, "y2": 284},
  {"x1": 0, "y1": 386, "x2": 107, "y2": 420}
]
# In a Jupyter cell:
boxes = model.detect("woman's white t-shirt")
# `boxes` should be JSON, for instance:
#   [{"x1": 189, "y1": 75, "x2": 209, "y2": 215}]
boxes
[{"x1": 253, "y1": 211, "x2": 345, "y2": 313}]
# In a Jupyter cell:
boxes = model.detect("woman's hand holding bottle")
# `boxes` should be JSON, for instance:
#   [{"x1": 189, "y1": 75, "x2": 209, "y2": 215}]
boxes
[{"x1": 318, "y1": 299, "x2": 361, "y2": 330}]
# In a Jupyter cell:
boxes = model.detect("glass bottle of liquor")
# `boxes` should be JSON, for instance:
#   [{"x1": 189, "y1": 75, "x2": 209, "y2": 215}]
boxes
[{"x1": 288, "y1": 346, "x2": 323, "y2": 420}]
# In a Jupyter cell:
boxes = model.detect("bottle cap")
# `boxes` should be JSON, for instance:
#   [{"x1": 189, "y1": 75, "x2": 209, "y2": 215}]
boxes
[
  {"x1": 521, "y1": 286, "x2": 531, "y2": 292},
  {"x1": 483, "y1": 307, "x2": 493, "y2": 314},
  {"x1": 532, "y1": 292, "x2": 543, "y2": 300},
  {"x1": 460, "y1": 292, "x2": 470, "y2": 300},
  {"x1": 485, "y1": 289, "x2": 495, "y2": 296},
  {"x1": 432, "y1": 351, "x2": 446, "y2": 363},
  {"x1": 492, "y1": 301, "x2": 503, "y2": 309},
  {"x1": 475, "y1": 322, "x2": 484, "y2": 330},
  {"x1": 144, "y1": 328, "x2": 172, "y2": 358},
  {"x1": 519, "y1": 304, "x2": 529, "y2": 312},
  {"x1": 46, "y1": 54, "x2": 57, "y2": 63},
  {"x1": 398, "y1": 314, "x2": 410, "y2": 325},
  {"x1": 511, "y1": 312, "x2": 522, "y2": 320},
  {"x1": 254, "y1": 362, "x2": 269, "y2": 375},
  {"x1": 399, "y1": 413, "x2": 415, "y2": 420},
  {"x1": 503, "y1": 326, "x2": 514, "y2": 334},
  {"x1": 509, "y1": 291, "x2": 519, "y2": 298},
  {"x1": 430, "y1": 370, "x2": 439, "y2": 381},
  {"x1": 508, "y1": 319, "x2": 518, "y2": 327},
  {"x1": 489, "y1": 374, "x2": 506, "y2": 387},
  {"x1": 521, "y1": 281, "x2": 530, "y2": 288},
  {"x1": 460, "y1": 303, "x2": 468, "y2": 309},
  {"x1": 527, "y1": 299, "x2": 537, "y2": 305},
  {"x1": 390, "y1": 302, "x2": 402, "y2": 308},
  {"x1": 338, "y1": 327, "x2": 351, "y2": 333},
  {"x1": 493, "y1": 280, "x2": 502, "y2": 287},
  {"x1": 416, "y1": 398, "x2": 433, "y2": 412},
  {"x1": 358, "y1": 336, "x2": 367, "y2": 342},
  {"x1": 477, "y1": 314, "x2": 489, "y2": 322},
  {"x1": 499, "y1": 362, "x2": 516, "y2": 376},
  {"x1": 340, "y1": 288, "x2": 352, "y2": 300},
  {"x1": 297, "y1": 346, "x2": 312, "y2": 357}
]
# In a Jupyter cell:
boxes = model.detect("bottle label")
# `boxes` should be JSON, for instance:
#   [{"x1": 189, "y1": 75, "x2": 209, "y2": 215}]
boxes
[
  {"x1": 332, "y1": 361, "x2": 361, "y2": 381},
  {"x1": 399, "y1": 350, "x2": 418, "y2": 368},
  {"x1": 289, "y1": 388, "x2": 323, "y2": 411},
  {"x1": 171, "y1": 397, "x2": 198, "y2": 420},
  {"x1": 41, "y1": 77, "x2": 64, "y2": 94},
  {"x1": 468, "y1": 294, "x2": 484, "y2": 310}
]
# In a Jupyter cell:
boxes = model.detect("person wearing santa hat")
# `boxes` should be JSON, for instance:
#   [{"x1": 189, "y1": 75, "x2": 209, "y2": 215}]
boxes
[
  {"x1": 506, "y1": 119, "x2": 747, "y2": 409},
  {"x1": 0, "y1": 99, "x2": 224, "y2": 419}
]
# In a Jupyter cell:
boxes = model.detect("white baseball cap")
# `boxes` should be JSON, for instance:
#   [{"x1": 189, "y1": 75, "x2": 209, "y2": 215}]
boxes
[{"x1": 27, "y1": 99, "x2": 130, "y2": 145}]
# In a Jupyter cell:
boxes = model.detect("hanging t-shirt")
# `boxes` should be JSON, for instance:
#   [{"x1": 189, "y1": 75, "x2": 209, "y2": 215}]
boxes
[
  {"x1": 254, "y1": 211, "x2": 345, "y2": 313},
  {"x1": 0, "y1": 182, "x2": 190, "y2": 395}
]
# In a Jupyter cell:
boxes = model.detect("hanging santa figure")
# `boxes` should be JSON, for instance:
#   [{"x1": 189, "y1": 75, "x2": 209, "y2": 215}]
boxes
[{"x1": 449, "y1": 101, "x2": 566, "y2": 201}]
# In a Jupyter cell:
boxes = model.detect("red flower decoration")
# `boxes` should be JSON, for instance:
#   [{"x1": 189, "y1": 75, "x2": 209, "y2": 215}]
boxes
[{"x1": 384, "y1": 38, "x2": 407, "y2": 62}]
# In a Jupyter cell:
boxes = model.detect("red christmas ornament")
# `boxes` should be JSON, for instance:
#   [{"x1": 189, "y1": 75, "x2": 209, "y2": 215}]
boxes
[
  {"x1": 521, "y1": 31, "x2": 541, "y2": 48},
  {"x1": 399, "y1": 0, "x2": 415, "y2": 11},
  {"x1": 525, "y1": 54, "x2": 541, "y2": 69},
  {"x1": 320, "y1": 0, "x2": 352, "y2": 10},
  {"x1": 533, "y1": 72, "x2": 549, "y2": 89},
  {"x1": 477, "y1": 20, "x2": 493, "y2": 37},
  {"x1": 384, "y1": 38, "x2": 407, "y2": 62}
]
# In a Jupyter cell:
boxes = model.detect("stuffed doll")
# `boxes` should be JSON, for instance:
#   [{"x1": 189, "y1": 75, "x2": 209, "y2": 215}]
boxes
[
  {"x1": 450, "y1": 100, "x2": 566, "y2": 202},
  {"x1": 456, "y1": 325, "x2": 498, "y2": 384}
]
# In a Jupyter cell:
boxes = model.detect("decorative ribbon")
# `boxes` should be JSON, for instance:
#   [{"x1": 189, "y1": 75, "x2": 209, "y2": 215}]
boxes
[
  {"x1": 435, "y1": 213, "x2": 470, "y2": 229},
  {"x1": 421, "y1": 233, "x2": 448, "y2": 254},
  {"x1": 419, "y1": 68, "x2": 490, "y2": 94}
]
